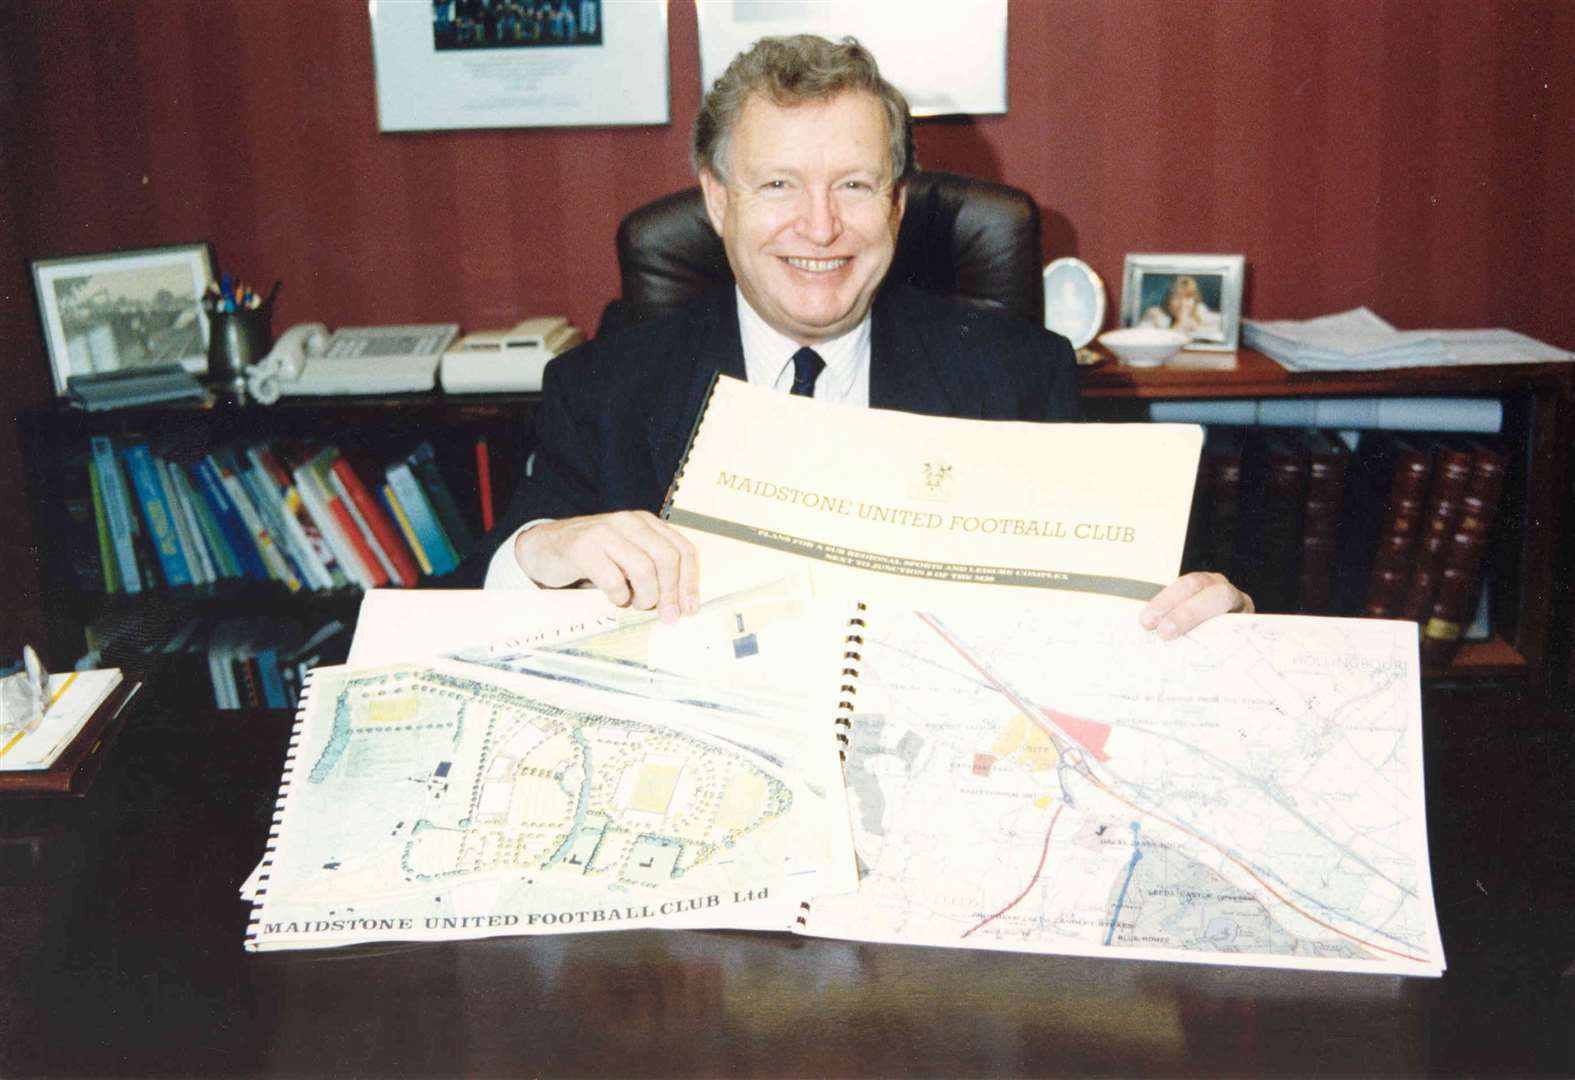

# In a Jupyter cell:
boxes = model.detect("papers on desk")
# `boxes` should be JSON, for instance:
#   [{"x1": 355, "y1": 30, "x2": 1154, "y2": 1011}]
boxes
[
  {"x1": 1245, "y1": 308, "x2": 1574, "y2": 372},
  {"x1": 0, "y1": 668, "x2": 139, "y2": 794},
  {"x1": 241, "y1": 386, "x2": 1445, "y2": 975}
]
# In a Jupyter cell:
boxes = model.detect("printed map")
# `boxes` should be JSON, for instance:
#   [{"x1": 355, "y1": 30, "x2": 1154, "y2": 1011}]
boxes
[
  {"x1": 803, "y1": 605, "x2": 1445, "y2": 975},
  {"x1": 246, "y1": 660, "x2": 845, "y2": 952}
]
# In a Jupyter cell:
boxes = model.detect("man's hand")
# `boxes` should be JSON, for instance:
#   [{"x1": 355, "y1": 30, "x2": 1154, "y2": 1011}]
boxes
[
  {"x1": 1139, "y1": 572, "x2": 1253, "y2": 640},
  {"x1": 514, "y1": 511, "x2": 700, "y2": 623}
]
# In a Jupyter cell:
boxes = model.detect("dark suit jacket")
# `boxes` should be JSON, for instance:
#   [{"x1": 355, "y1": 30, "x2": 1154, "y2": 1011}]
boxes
[{"x1": 461, "y1": 284, "x2": 1078, "y2": 583}]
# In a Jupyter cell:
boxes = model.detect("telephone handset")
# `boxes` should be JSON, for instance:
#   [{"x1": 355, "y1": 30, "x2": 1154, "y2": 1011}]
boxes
[{"x1": 247, "y1": 322, "x2": 459, "y2": 403}]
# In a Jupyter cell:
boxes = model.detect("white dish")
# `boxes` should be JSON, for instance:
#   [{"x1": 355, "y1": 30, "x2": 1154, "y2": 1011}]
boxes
[{"x1": 1098, "y1": 327, "x2": 1189, "y2": 367}]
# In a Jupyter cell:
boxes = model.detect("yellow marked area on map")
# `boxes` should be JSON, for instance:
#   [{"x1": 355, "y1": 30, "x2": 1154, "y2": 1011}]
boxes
[
  {"x1": 361, "y1": 695, "x2": 423, "y2": 726},
  {"x1": 717, "y1": 772, "x2": 769, "y2": 831},
  {"x1": 629, "y1": 763, "x2": 681, "y2": 814},
  {"x1": 992, "y1": 713, "x2": 1060, "y2": 773}
]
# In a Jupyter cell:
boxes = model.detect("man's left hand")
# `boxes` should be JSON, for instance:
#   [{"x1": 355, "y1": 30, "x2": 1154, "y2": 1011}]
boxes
[{"x1": 1139, "y1": 572, "x2": 1253, "y2": 640}]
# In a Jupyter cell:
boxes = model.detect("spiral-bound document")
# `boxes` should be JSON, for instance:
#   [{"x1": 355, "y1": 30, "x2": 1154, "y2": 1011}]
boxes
[
  {"x1": 655, "y1": 376, "x2": 1443, "y2": 976},
  {"x1": 243, "y1": 576, "x2": 859, "y2": 953},
  {"x1": 796, "y1": 601, "x2": 1444, "y2": 976},
  {"x1": 244, "y1": 377, "x2": 1444, "y2": 973}
]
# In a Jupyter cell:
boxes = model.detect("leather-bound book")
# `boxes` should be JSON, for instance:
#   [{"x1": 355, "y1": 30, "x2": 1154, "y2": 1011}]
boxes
[
  {"x1": 1297, "y1": 430, "x2": 1349, "y2": 614},
  {"x1": 1363, "y1": 436, "x2": 1433, "y2": 618},
  {"x1": 1419, "y1": 441, "x2": 1509, "y2": 666},
  {"x1": 1208, "y1": 428, "x2": 1246, "y2": 579},
  {"x1": 1397, "y1": 440, "x2": 1475, "y2": 624},
  {"x1": 1182, "y1": 427, "x2": 1245, "y2": 575},
  {"x1": 1257, "y1": 431, "x2": 1308, "y2": 613}
]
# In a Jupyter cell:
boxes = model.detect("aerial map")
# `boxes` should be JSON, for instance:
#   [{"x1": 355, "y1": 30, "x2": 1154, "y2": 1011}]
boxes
[{"x1": 801, "y1": 604, "x2": 1445, "y2": 975}]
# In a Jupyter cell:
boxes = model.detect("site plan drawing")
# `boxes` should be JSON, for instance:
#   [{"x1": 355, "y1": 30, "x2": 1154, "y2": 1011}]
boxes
[
  {"x1": 245, "y1": 651, "x2": 852, "y2": 952},
  {"x1": 801, "y1": 603, "x2": 1445, "y2": 975}
]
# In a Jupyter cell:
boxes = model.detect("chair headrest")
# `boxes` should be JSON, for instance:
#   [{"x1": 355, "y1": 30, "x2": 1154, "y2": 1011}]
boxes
[{"x1": 614, "y1": 170, "x2": 1044, "y2": 329}]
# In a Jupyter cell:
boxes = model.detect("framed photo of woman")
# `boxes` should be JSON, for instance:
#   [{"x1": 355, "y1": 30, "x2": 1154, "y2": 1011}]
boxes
[{"x1": 1120, "y1": 254, "x2": 1245, "y2": 352}]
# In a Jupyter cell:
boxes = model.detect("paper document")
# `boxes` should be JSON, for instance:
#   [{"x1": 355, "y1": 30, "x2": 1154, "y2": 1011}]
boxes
[
  {"x1": 1246, "y1": 308, "x2": 1574, "y2": 372},
  {"x1": 0, "y1": 668, "x2": 125, "y2": 771},
  {"x1": 665, "y1": 375, "x2": 1202, "y2": 606},
  {"x1": 803, "y1": 600, "x2": 1445, "y2": 976},
  {"x1": 245, "y1": 579, "x2": 858, "y2": 952}
]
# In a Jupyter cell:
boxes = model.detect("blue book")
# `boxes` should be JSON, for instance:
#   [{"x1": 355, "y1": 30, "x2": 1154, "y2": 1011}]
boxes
[
  {"x1": 121, "y1": 442, "x2": 192, "y2": 587},
  {"x1": 89, "y1": 436, "x2": 142, "y2": 594},
  {"x1": 405, "y1": 441, "x2": 475, "y2": 555},
  {"x1": 172, "y1": 464, "x2": 241, "y2": 580},
  {"x1": 192, "y1": 457, "x2": 270, "y2": 582},
  {"x1": 386, "y1": 461, "x2": 459, "y2": 575},
  {"x1": 254, "y1": 643, "x2": 288, "y2": 709}
]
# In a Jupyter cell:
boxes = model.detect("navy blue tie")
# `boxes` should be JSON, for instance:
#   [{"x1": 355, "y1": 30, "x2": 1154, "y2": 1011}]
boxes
[{"x1": 789, "y1": 347, "x2": 825, "y2": 398}]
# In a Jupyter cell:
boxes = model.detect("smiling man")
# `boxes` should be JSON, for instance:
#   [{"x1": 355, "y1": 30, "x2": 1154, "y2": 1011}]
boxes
[{"x1": 483, "y1": 34, "x2": 1250, "y2": 636}]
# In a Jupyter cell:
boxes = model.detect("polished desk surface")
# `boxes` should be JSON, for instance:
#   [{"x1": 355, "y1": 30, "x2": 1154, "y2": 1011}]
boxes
[{"x1": 2, "y1": 685, "x2": 1571, "y2": 1077}]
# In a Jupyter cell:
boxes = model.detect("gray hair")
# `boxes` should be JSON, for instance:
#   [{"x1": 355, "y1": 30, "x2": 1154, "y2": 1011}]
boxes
[{"x1": 693, "y1": 34, "x2": 916, "y2": 186}]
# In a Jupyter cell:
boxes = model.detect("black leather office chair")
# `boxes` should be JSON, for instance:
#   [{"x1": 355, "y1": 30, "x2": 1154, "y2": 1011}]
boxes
[{"x1": 598, "y1": 170, "x2": 1044, "y2": 335}]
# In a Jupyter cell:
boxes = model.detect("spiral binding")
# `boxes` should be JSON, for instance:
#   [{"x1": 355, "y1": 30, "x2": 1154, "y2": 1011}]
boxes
[
  {"x1": 658, "y1": 370, "x2": 723, "y2": 522},
  {"x1": 242, "y1": 666, "x2": 320, "y2": 951},
  {"x1": 796, "y1": 601, "x2": 870, "y2": 937},
  {"x1": 833, "y1": 602, "x2": 867, "y2": 760}
]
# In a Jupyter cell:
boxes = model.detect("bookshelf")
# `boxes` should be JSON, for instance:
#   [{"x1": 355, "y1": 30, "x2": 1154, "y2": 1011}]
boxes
[
  {"x1": 15, "y1": 353, "x2": 1572, "y2": 693},
  {"x1": 16, "y1": 394, "x2": 540, "y2": 695},
  {"x1": 1079, "y1": 348, "x2": 1573, "y2": 686}
]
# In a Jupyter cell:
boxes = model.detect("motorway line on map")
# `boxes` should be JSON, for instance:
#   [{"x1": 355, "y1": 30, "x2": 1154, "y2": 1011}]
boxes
[{"x1": 962, "y1": 804, "x2": 1065, "y2": 939}]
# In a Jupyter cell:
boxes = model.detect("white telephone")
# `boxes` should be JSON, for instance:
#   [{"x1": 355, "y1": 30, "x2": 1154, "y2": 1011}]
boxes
[{"x1": 248, "y1": 322, "x2": 460, "y2": 403}]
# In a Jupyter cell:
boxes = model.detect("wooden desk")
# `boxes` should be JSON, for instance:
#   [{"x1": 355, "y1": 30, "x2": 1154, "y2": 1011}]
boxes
[{"x1": 1, "y1": 690, "x2": 1571, "y2": 1077}]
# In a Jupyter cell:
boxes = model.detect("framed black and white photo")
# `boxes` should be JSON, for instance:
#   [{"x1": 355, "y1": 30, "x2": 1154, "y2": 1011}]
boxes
[
  {"x1": 370, "y1": 0, "x2": 669, "y2": 131},
  {"x1": 31, "y1": 242, "x2": 214, "y2": 395},
  {"x1": 1120, "y1": 253, "x2": 1245, "y2": 352}
]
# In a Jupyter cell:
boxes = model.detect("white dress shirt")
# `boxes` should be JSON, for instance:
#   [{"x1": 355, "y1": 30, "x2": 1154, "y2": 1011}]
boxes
[{"x1": 484, "y1": 289, "x2": 873, "y2": 588}]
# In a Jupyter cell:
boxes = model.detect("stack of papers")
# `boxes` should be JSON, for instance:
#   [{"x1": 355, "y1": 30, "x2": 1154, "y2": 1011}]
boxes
[{"x1": 1245, "y1": 308, "x2": 1574, "y2": 372}]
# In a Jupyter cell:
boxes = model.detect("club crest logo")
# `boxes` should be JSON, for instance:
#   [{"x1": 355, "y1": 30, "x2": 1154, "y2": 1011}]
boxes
[{"x1": 914, "y1": 461, "x2": 954, "y2": 502}]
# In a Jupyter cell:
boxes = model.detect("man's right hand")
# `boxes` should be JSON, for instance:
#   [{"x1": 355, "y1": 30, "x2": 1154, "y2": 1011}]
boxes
[{"x1": 513, "y1": 511, "x2": 700, "y2": 623}]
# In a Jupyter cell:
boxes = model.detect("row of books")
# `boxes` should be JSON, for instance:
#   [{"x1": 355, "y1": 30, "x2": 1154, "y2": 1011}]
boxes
[
  {"x1": 82, "y1": 605, "x2": 351, "y2": 711},
  {"x1": 83, "y1": 435, "x2": 478, "y2": 595},
  {"x1": 1183, "y1": 427, "x2": 1507, "y2": 666}
]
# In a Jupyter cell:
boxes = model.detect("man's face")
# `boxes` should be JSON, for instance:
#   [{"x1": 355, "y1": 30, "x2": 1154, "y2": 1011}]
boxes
[{"x1": 699, "y1": 91, "x2": 905, "y2": 346}]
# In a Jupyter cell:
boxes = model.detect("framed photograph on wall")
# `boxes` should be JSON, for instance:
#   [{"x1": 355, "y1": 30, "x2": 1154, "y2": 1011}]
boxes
[
  {"x1": 697, "y1": 0, "x2": 1008, "y2": 117},
  {"x1": 1120, "y1": 254, "x2": 1245, "y2": 352},
  {"x1": 31, "y1": 242, "x2": 214, "y2": 395},
  {"x1": 369, "y1": 0, "x2": 669, "y2": 131}
]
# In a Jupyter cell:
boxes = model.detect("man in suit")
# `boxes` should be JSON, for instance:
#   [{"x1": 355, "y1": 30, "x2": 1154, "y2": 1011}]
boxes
[{"x1": 484, "y1": 34, "x2": 1251, "y2": 636}]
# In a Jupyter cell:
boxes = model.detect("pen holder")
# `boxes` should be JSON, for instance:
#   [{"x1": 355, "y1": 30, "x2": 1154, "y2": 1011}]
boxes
[{"x1": 206, "y1": 307, "x2": 272, "y2": 404}]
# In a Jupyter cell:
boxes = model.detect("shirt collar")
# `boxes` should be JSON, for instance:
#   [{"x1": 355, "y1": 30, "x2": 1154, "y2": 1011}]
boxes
[{"x1": 735, "y1": 287, "x2": 871, "y2": 401}]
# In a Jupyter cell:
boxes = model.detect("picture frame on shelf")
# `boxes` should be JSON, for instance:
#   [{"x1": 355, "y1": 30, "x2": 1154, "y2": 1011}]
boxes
[
  {"x1": 1120, "y1": 253, "x2": 1245, "y2": 352},
  {"x1": 1041, "y1": 257, "x2": 1107, "y2": 360},
  {"x1": 31, "y1": 242, "x2": 214, "y2": 395}
]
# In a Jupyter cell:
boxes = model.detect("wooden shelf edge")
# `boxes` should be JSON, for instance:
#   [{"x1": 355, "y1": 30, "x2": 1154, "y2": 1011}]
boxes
[{"x1": 1423, "y1": 635, "x2": 1527, "y2": 680}]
